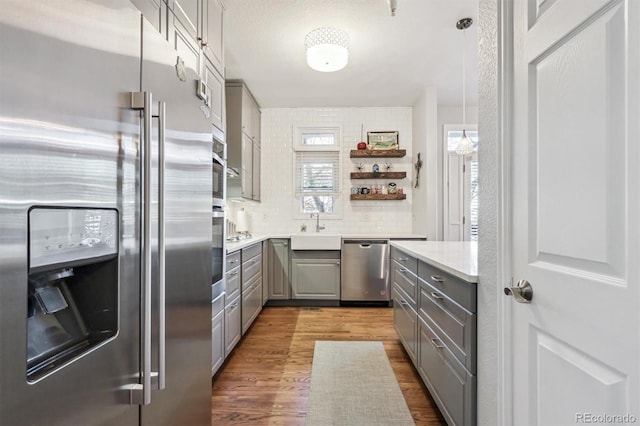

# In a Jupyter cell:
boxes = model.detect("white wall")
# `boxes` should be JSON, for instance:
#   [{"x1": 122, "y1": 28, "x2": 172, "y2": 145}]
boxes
[
  {"x1": 411, "y1": 87, "x2": 439, "y2": 240},
  {"x1": 227, "y1": 107, "x2": 414, "y2": 235},
  {"x1": 477, "y1": 0, "x2": 501, "y2": 424}
]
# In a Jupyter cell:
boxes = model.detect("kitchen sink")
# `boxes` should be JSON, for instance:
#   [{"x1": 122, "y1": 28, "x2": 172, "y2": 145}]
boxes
[{"x1": 290, "y1": 233, "x2": 341, "y2": 250}]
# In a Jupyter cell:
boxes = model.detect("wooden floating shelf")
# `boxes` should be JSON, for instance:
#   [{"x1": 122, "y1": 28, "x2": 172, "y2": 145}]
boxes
[
  {"x1": 350, "y1": 193, "x2": 407, "y2": 201},
  {"x1": 350, "y1": 172, "x2": 406, "y2": 179},
  {"x1": 350, "y1": 149, "x2": 406, "y2": 158}
]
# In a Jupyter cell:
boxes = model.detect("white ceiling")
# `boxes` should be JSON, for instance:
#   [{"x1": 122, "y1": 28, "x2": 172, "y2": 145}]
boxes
[{"x1": 223, "y1": 0, "x2": 478, "y2": 108}]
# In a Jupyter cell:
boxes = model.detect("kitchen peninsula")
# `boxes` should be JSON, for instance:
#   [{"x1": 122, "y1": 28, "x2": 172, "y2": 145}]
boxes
[{"x1": 390, "y1": 240, "x2": 477, "y2": 426}]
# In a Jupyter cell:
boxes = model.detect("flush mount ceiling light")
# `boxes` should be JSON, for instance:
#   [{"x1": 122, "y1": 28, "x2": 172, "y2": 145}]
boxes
[
  {"x1": 455, "y1": 17, "x2": 475, "y2": 156},
  {"x1": 305, "y1": 27, "x2": 349, "y2": 72}
]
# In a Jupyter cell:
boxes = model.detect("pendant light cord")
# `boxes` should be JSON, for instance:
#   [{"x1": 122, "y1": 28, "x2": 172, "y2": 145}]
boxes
[{"x1": 462, "y1": 25, "x2": 466, "y2": 129}]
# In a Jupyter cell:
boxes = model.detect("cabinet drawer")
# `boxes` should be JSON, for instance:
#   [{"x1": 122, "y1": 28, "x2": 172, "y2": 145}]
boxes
[
  {"x1": 391, "y1": 260, "x2": 418, "y2": 308},
  {"x1": 211, "y1": 292, "x2": 224, "y2": 317},
  {"x1": 241, "y1": 275, "x2": 262, "y2": 335},
  {"x1": 391, "y1": 247, "x2": 418, "y2": 275},
  {"x1": 419, "y1": 278, "x2": 476, "y2": 374},
  {"x1": 242, "y1": 242, "x2": 262, "y2": 261},
  {"x1": 226, "y1": 251, "x2": 240, "y2": 270},
  {"x1": 224, "y1": 295, "x2": 241, "y2": 356},
  {"x1": 242, "y1": 254, "x2": 262, "y2": 286},
  {"x1": 392, "y1": 284, "x2": 417, "y2": 365},
  {"x1": 418, "y1": 260, "x2": 477, "y2": 313},
  {"x1": 225, "y1": 266, "x2": 240, "y2": 301},
  {"x1": 418, "y1": 316, "x2": 476, "y2": 426}
]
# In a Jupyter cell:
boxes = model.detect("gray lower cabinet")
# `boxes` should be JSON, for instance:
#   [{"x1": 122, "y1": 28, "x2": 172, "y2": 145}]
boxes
[
  {"x1": 392, "y1": 247, "x2": 477, "y2": 426},
  {"x1": 241, "y1": 274, "x2": 262, "y2": 335},
  {"x1": 241, "y1": 243, "x2": 263, "y2": 334},
  {"x1": 392, "y1": 284, "x2": 417, "y2": 364},
  {"x1": 211, "y1": 308, "x2": 224, "y2": 376},
  {"x1": 224, "y1": 251, "x2": 241, "y2": 357},
  {"x1": 418, "y1": 316, "x2": 475, "y2": 426},
  {"x1": 266, "y1": 239, "x2": 290, "y2": 300},
  {"x1": 291, "y1": 251, "x2": 340, "y2": 300},
  {"x1": 224, "y1": 295, "x2": 241, "y2": 355}
]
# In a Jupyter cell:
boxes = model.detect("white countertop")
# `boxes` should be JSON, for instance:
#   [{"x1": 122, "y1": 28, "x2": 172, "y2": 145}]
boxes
[
  {"x1": 389, "y1": 241, "x2": 478, "y2": 282},
  {"x1": 225, "y1": 233, "x2": 427, "y2": 254}
]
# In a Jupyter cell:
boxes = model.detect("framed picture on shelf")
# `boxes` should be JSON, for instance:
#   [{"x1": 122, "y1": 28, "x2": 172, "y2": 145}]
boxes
[{"x1": 367, "y1": 131, "x2": 399, "y2": 150}]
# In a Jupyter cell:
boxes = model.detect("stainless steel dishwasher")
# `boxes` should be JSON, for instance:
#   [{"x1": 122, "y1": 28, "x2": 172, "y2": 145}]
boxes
[{"x1": 340, "y1": 239, "x2": 390, "y2": 302}]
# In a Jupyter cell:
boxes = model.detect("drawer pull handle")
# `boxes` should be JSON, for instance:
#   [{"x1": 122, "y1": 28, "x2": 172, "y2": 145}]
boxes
[
  {"x1": 431, "y1": 338, "x2": 444, "y2": 349},
  {"x1": 228, "y1": 271, "x2": 239, "y2": 276},
  {"x1": 430, "y1": 275, "x2": 444, "y2": 283},
  {"x1": 398, "y1": 299, "x2": 408, "y2": 306},
  {"x1": 229, "y1": 259, "x2": 238, "y2": 264},
  {"x1": 430, "y1": 291, "x2": 443, "y2": 300},
  {"x1": 398, "y1": 268, "x2": 408, "y2": 273},
  {"x1": 398, "y1": 257, "x2": 408, "y2": 261}
]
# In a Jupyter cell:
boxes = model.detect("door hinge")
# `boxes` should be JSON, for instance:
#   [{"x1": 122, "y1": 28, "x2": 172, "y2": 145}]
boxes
[
  {"x1": 463, "y1": 216, "x2": 466, "y2": 225},
  {"x1": 463, "y1": 164, "x2": 466, "y2": 173}
]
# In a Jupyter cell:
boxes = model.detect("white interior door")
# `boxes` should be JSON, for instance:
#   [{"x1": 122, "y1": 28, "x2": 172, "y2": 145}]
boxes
[{"x1": 509, "y1": 0, "x2": 640, "y2": 424}]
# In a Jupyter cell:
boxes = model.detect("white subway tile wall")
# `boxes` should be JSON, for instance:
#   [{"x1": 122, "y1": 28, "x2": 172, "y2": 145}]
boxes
[{"x1": 226, "y1": 107, "x2": 413, "y2": 235}]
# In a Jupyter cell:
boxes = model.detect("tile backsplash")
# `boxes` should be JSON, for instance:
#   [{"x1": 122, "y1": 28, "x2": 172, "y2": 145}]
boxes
[{"x1": 226, "y1": 107, "x2": 414, "y2": 235}]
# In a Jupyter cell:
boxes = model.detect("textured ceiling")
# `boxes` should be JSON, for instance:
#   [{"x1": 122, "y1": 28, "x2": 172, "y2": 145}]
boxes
[{"x1": 223, "y1": 0, "x2": 478, "y2": 108}]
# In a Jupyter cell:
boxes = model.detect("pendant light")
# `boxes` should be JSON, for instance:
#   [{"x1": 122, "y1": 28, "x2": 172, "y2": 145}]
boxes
[{"x1": 455, "y1": 17, "x2": 474, "y2": 156}]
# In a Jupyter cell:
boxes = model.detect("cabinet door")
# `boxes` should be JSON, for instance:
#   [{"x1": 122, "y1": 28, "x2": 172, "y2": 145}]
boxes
[
  {"x1": 291, "y1": 258, "x2": 341, "y2": 300},
  {"x1": 131, "y1": 0, "x2": 167, "y2": 36},
  {"x1": 393, "y1": 285, "x2": 418, "y2": 364},
  {"x1": 252, "y1": 143, "x2": 260, "y2": 201},
  {"x1": 224, "y1": 296, "x2": 241, "y2": 356},
  {"x1": 268, "y1": 239, "x2": 290, "y2": 300},
  {"x1": 202, "y1": 0, "x2": 224, "y2": 74},
  {"x1": 172, "y1": 0, "x2": 199, "y2": 41},
  {"x1": 169, "y1": 6, "x2": 200, "y2": 74},
  {"x1": 211, "y1": 310, "x2": 224, "y2": 376},
  {"x1": 240, "y1": 88, "x2": 253, "y2": 137},
  {"x1": 251, "y1": 103, "x2": 261, "y2": 146},
  {"x1": 204, "y1": 57, "x2": 224, "y2": 133},
  {"x1": 241, "y1": 134, "x2": 253, "y2": 199},
  {"x1": 241, "y1": 276, "x2": 262, "y2": 335},
  {"x1": 418, "y1": 315, "x2": 476, "y2": 426}
]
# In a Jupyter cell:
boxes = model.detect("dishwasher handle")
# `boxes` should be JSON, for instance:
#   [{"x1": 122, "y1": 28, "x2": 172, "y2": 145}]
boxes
[{"x1": 342, "y1": 239, "x2": 388, "y2": 245}]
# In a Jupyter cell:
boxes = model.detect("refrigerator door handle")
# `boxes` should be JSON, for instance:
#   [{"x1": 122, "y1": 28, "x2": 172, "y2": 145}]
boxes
[
  {"x1": 126, "y1": 96, "x2": 168, "y2": 403},
  {"x1": 127, "y1": 92, "x2": 155, "y2": 405},
  {"x1": 155, "y1": 100, "x2": 166, "y2": 391}
]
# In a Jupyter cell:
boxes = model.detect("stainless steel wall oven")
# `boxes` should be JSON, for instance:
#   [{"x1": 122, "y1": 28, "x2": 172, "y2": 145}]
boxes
[{"x1": 212, "y1": 138, "x2": 225, "y2": 209}]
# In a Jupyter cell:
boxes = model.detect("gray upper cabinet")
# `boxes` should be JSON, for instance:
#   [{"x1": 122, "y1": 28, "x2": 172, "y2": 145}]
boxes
[
  {"x1": 226, "y1": 83, "x2": 261, "y2": 201},
  {"x1": 131, "y1": 0, "x2": 168, "y2": 36},
  {"x1": 171, "y1": 0, "x2": 224, "y2": 75},
  {"x1": 204, "y1": 57, "x2": 225, "y2": 135},
  {"x1": 201, "y1": 0, "x2": 224, "y2": 74},
  {"x1": 168, "y1": 1, "x2": 200, "y2": 73}
]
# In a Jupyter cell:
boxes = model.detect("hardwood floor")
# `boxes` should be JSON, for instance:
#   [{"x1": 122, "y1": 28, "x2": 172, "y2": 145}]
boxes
[{"x1": 211, "y1": 306, "x2": 446, "y2": 425}]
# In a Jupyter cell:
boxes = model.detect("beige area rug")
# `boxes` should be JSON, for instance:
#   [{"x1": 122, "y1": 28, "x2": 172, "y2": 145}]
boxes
[{"x1": 305, "y1": 341, "x2": 415, "y2": 426}]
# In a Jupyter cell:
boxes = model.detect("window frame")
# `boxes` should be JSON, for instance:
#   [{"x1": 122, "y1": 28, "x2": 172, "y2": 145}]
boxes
[{"x1": 292, "y1": 125, "x2": 342, "y2": 219}]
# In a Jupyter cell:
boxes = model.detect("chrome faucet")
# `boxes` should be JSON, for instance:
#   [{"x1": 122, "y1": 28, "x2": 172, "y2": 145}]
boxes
[{"x1": 310, "y1": 213, "x2": 325, "y2": 232}]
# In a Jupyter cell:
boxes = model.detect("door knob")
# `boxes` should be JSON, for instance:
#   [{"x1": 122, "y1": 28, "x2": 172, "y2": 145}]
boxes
[{"x1": 504, "y1": 279, "x2": 533, "y2": 303}]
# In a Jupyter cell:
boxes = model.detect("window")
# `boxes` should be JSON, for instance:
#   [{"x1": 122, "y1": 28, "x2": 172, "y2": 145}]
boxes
[{"x1": 294, "y1": 126, "x2": 341, "y2": 216}]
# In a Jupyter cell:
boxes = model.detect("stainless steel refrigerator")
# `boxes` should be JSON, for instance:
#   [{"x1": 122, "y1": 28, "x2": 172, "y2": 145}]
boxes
[{"x1": 0, "y1": 1, "x2": 213, "y2": 424}]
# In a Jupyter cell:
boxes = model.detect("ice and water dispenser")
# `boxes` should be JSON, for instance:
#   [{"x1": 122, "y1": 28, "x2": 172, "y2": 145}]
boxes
[{"x1": 27, "y1": 208, "x2": 119, "y2": 381}]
